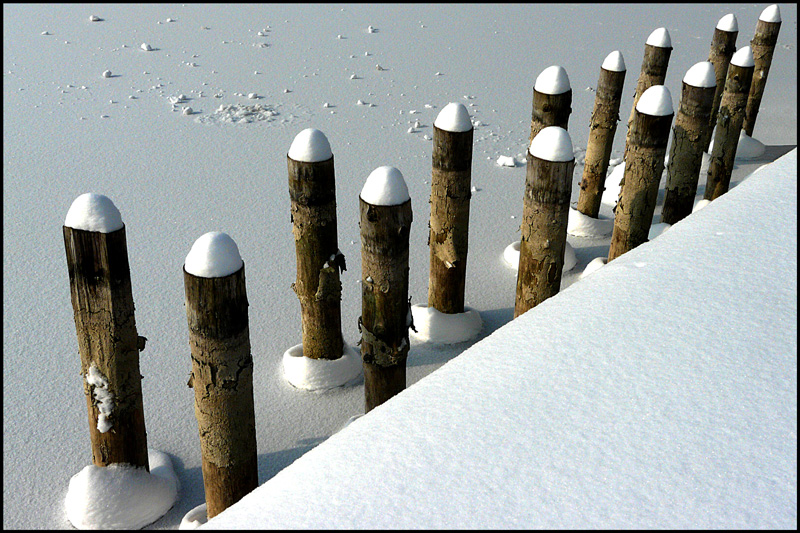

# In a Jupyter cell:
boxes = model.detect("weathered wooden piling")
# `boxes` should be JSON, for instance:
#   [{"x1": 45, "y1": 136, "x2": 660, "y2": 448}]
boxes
[
  {"x1": 743, "y1": 4, "x2": 782, "y2": 137},
  {"x1": 702, "y1": 13, "x2": 739, "y2": 152},
  {"x1": 528, "y1": 65, "x2": 572, "y2": 145},
  {"x1": 63, "y1": 193, "x2": 149, "y2": 470},
  {"x1": 625, "y1": 28, "x2": 672, "y2": 150}
]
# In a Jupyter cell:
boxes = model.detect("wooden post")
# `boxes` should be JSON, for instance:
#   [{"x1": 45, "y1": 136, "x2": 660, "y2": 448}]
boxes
[
  {"x1": 661, "y1": 62, "x2": 717, "y2": 225},
  {"x1": 515, "y1": 127, "x2": 574, "y2": 318},
  {"x1": 287, "y1": 128, "x2": 344, "y2": 360},
  {"x1": 576, "y1": 51, "x2": 626, "y2": 219},
  {"x1": 428, "y1": 103, "x2": 474, "y2": 314},
  {"x1": 359, "y1": 167, "x2": 412, "y2": 412},
  {"x1": 702, "y1": 14, "x2": 739, "y2": 152},
  {"x1": 63, "y1": 193, "x2": 149, "y2": 470},
  {"x1": 704, "y1": 47, "x2": 755, "y2": 201},
  {"x1": 184, "y1": 232, "x2": 258, "y2": 519},
  {"x1": 625, "y1": 28, "x2": 672, "y2": 153},
  {"x1": 528, "y1": 65, "x2": 572, "y2": 145},
  {"x1": 609, "y1": 86, "x2": 674, "y2": 261},
  {"x1": 743, "y1": 5, "x2": 782, "y2": 137}
]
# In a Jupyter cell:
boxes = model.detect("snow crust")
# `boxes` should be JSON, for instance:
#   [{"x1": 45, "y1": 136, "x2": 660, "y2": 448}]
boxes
[
  {"x1": 716, "y1": 14, "x2": 738, "y2": 32},
  {"x1": 360, "y1": 166, "x2": 410, "y2": 205},
  {"x1": 409, "y1": 305, "x2": 482, "y2": 344},
  {"x1": 534, "y1": 65, "x2": 571, "y2": 95},
  {"x1": 646, "y1": 27, "x2": 672, "y2": 48},
  {"x1": 529, "y1": 126, "x2": 574, "y2": 162},
  {"x1": 601, "y1": 50, "x2": 626, "y2": 72},
  {"x1": 64, "y1": 193, "x2": 124, "y2": 233},
  {"x1": 287, "y1": 128, "x2": 333, "y2": 162},
  {"x1": 635, "y1": 85, "x2": 673, "y2": 116},
  {"x1": 760, "y1": 4, "x2": 781, "y2": 23},
  {"x1": 683, "y1": 61, "x2": 716, "y2": 88},
  {"x1": 567, "y1": 207, "x2": 613, "y2": 237},
  {"x1": 731, "y1": 46, "x2": 754, "y2": 68},
  {"x1": 502, "y1": 240, "x2": 577, "y2": 273},
  {"x1": 282, "y1": 342, "x2": 362, "y2": 391},
  {"x1": 433, "y1": 102, "x2": 473, "y2": 132},
  {"x1": 184, "y1": 231, "x2": 243, "y2": 278}
]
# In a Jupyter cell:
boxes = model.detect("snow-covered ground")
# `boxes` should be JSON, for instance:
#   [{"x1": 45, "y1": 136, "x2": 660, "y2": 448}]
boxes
[{"x1": 3, "y1": 4, "x2": 796, "y2": 529}]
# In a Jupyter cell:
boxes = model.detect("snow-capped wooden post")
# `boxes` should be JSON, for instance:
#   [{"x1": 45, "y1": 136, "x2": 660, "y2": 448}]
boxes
[
  {"x1": 661, "y1": 62, "x2": 717, "y2": 225},
  {"x1": 514, "y1": 127, "x2": 574, "y2": 318},
  {"x1": 609, "y1": 86, "x2": 674, "y2": 261},
  {"x1": 359, "y1": 167, "x2": 413, "y2": 412},
  {"x1": 428, "y1": 103, "x2": 473, "y2": 314},
  {"x1": 704, "y1": 47, "x2": 755, "y2": 201},
  {"x1": 63, "y1": 194, "x2": 149, "y2": 471},
  {"x1": 576, "y1": 51, "x2": 626, "y2": 219},
  {"x1": 183, "y1": 232, "x2": 258, "y2": 519},
  {"x1": 528, "y1": 65, "x2": 572, "y2": 145},
  {"x1": 287, "y1": 128, "x2": 345, "y2": 361},
  {"x1": 625, "y1": 28, "x2": 672, "y2": 149},
  {"x1": 702, "y1": 13, "x2": 739, "y2": 152},
  {"x1": 743, "y1": 4, "x2": 782, "y2": 137}
]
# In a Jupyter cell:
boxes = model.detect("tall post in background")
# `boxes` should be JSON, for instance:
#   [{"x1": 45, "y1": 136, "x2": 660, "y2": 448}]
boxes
[
  {"x1": 702, "y1": 13, "x2": 739, "y2": 152},
  {"x1": 743, "y1": 4, "x2": 782, "y2": 137}
]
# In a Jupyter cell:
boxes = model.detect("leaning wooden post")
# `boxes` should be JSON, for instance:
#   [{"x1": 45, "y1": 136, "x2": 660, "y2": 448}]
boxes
[
  {"x1": 359, "y1": 166, "x2": 412, "y2": 412},
  {"x1": 184, "y1": 232, "x2": 258, "y2": 519},
  {"x1": 287, "y1": 128, "x2": 345, "y2": 360},
  {"x1": 576, "y1": 50, "x2": 626, "y2": 219},
  {"x1": 743, "y1": 4, "x2": 782, "y2": 137},
  {"x1": 514, "y1": 127, "x2": 574, "y2": 318},
  {"x1": 704, "y1": 46, "x2": 755, "y2": 201},
  {"x1": 625, "y1": 28, "x2": 672, "y2": 152},
  {"x1": 609, "y1": 86, "x2": 674, "y2": 261},
  {"x1": 63, "y1": 193, "x2": 149, "y2": 470},
  {"x1": 428, "y1": 102, "x2": 473, "y2": 314},
  {"x1": 661, "y1": 62, "x2": 717, "y2": 225},
  {"x1": 528, "y1": 65, "x2": 572, "y2": 145},
  {"x1": 702, "y1": 13, "x2": 739, "y2": 152}
]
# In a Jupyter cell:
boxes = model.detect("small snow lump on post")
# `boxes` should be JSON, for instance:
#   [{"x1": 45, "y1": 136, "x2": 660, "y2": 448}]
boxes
[
  {"x1": 360, "y1": 166, "x2": 410, "y2": 205},
  {"x1": 635, "y1": 85, "x2": 673, "y2": 116},
  {"x1": 601, "y1": 50, "x2": 626, "y2": 72},
  {"x1": 433, "y1": 102, "x2": 472, "y2": 132},
  {"x1": 287, "y1": 128, "x2": 333, "y2": 162},
  {"x1": 760, "y1": 4, "x2": 781, "y2": 23},
  {"x1": 645, "y1": 27, "x2": 672, "y2": 48},
  {"x1": 716, "y1": 13, "x2": 738, "y2": 32},
  {"x1": 683, "y1": 61, "x2": 716, "y2": 88},
  {"x1": 731, "y1": 46, "x2": 754, "y2": 68},
  {"x1": 64, "y1": 193, "x2": 124, "y2": 233},
  {"x1": 529, "y1": 126, "x2": 574, "y2": 162},
  {"x1": 184, "y1": 231, "x2": 243, "y2": 278},
  {"x1": 534, "y1": 65, "x2": 571, "y2": 95}
]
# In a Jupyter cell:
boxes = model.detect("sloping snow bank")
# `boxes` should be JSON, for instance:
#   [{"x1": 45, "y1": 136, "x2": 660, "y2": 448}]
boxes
[{"x1": 204, "y1": 150, "x2": 797, "y2": 529}]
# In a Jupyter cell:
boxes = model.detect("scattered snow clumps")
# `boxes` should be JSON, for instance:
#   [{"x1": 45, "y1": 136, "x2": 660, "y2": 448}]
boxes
[
  {"x1": 683, "y1": 61, "x2": 716, "y2": 88},
  {"x1": 283, "y1": 343, "x2": 362, "y2": 391},
  {"x1": 434, "y1": 102, "x2": 472, "y2": 132},
  {"x1": 529, "y1": 126, "x2": 574, "y2": 162},
  {"x1": 731, "y1": 46, "x2": 754, "y2": 68},
  {"x1": 601, "y1": 50, "x2": 626, "y2": 72},
  {"x1": 759, "y1": 4, "x2": 781, "y2": 23},
  {"x1": 636, "y1": 85, "x2": 673, "y2": 116},
  {"x1": 288, "y1": 128, "x2": 333, "y2": 162},
  {"x1": 65, "y1": 193, "x2": 124, "y2": 233},
  {"x1": 86, "y1": 364, "x2": 114, "y2": 433},
  {"x1": 646, "y1": 27, "x2": 672, "y2": 48},
  {"x1": 184, "y1": 232, "x2": 243, "y2": 278},
  {"x1": 534, "y1": 65, "x2": 570, "y2": 95},
  {"x1": 360, "y1": 166, "x2": 410, "y2": 205},
  {"x1": 716, "y1": 14, "x2": 738, "y2": 32}
]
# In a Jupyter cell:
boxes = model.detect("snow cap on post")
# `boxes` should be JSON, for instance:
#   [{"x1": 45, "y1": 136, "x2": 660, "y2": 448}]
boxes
[
  {"x1": 64, "y1": 193, "x2": 124, "y2": 233},
  {"x1": 716, "y1": 13, "x2": 738, "y2": 32},
  {"x1": 288, "y1": 128, "x2": 333, "y2": 162},
  {"x1": 636, "y1": 85, "x2": 673, "y2": 116},
  {"x1": 360, "y1": 166, "x2": 410, "y2": 206},
  {"x1": 184, "y1": 231, "x2": 243, "y2": 278},
  {"x1": 683, "y1": 61, "x2": 717, "y2": 88},
  {"x1": 731, "y1": 46, "x2": 755, "y2": 68},
  {"x1": 529, "y1": 126, "x2": 574, "y2": 162},
  {"x1": 601, "y1": 50, "x2": 626, "y2": 72},
  {"x1": 434, "y1": 102, "x2": 472, "y2": 132},
  {"x1": 534, "y1": 65, "x2": 571, "y2": 95},
  {"x1": 646, "y1": 27, "x2": 672, "y2": 48},
  {"x1": 759, "y1": 4, "x2": 781, "y2": 23}
]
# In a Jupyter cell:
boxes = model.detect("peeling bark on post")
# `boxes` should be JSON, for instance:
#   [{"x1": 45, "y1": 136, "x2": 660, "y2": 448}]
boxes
[
  {"x1": 743, "y1": 18, "x2": 781, "y2": 137},
  {"x1": 703, "y1": 25, "x2": 738, "y2": 152},
  {"x1": 662, "y1": 81, "x2": 716, "y2": 224},
  {"x1": 704, "y1": 61, "x2": 754, "y2": 201},
  {"x1": 63, "y1": 225, "x2": 149, "y2": 470},
  {"x1": 528, "y1": 88, "x2": 572, "y2": 145},
  {"x1": 609, "y1": 108, "x2": 674, "y2": 261},
  {"x1": 625, "y1": 44, "x2": 672, "y2": 151},
  {"x1": 577, "y1": 66, "x2": 626, "y2": 218},
  {"x1": 514, "y1": 153, "x2": 574, "y2": 318},
  {"x1": 184, "y1": 265, "x2": 258, "y2": 519},
  {"x1": 288, "y1": 155, "x2": 344, "y2": 360},
  {"x1": 359, "y1": 198, "x2": 412, "y2": 412},
  {"x1": 428, "y1": 124, "x2": 473, "y2": 314}
]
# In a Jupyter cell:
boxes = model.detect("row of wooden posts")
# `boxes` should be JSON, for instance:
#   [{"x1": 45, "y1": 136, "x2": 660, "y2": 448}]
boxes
[{"x1": 63, "y1": 11, "x2": 781, "y2": 520}]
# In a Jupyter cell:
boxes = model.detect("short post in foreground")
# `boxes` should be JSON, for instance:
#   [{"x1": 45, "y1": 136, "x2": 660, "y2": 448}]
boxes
[
  {"x1": 63, "y1": 193, "x2": 149, "y2": 470},
  {"x1": 661, "y1": 62, "x2": 717, "y2": 225},
  {"x1": 609, "y1": 85, "x2": 674, "y2": 261},
  {"x1": 428, "y1": 102, "x2": 474, "y2": 314},
  {"x1": 743, "y1": 5, "x2": 782, "y2": 137},
  {"x1": 184, "y1": 232, "x2": 258, "y2": 519},
  {"x1": 625, "y1": 28, "x2": 672, "y2": 151},
  {"x1": 702, "y1": 13, "x2": 739, "y2": 152},
  {"x1": 287, "y1": 128, "x2": 345, "y2": 360},
  {"x1": 704, "y1": 46, "x2": 755, "y2": 201},
  {"x1": 528, "y1": 65, "x2": 572, "y2": 145},
  {"x1": 359, "y1": 166, "x2": 413, "y2": 412},
  {"x1": 576, "y1": 50, "x2": 626, "y2": 219},
  {"x1": 515, "y1": 127, "x2": 575, "y2": 318}
]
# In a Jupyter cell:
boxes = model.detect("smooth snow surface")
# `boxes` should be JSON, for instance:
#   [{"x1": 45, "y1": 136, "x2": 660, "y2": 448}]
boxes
[
  {"x1": 409, "y1": 305, "x2": 482, "y2": 344},
  {"x1": 184, "y1": 232, "x2": 243, "y2": 278},
  {"x1": 502, "y1": 240, "x2": 577, "y2": 273},
  {"x1": 64, "y1": 449, "x2": 178, "y2": 530},
  {"x1": 433, "y1": 102, "x2": 473, "y2": 132},
  {"x1": 636, "y1": 85, "x2": 673, "y2": 116},
  {"x1": 64, "y1": 193, "x2": 124, "y2": 233},
  {"x1": 529, "y1": 126, "x2": 574, "y2": 162},
  {"x1": 287, "y1": 128, "x2": 333, "y2": 162},
  {"x1": 567, "y1": 207, "x2": 613, "y2": 237},
  {"x1": 360, "y1": 166, "x2": 410, "y2": 205},
  {"x1": 645, "y1": 27, "x2": 672, "y2": 48},
  {"x1": 760, "y1": 4, "x2": 782, "y2": 23},
  {"x1": 731, "y1": 46, "x2": 754, "y2": 68},
  {"x1": 716, "y1": 13, "x2": 738, "y2": 32},
  {"x1": 533, "y1": 65, "x2": 571, "y2": 95},
  {"x1": 683, "y1": 61, "x2": 716, "y2": 88},
  {"x1": 601, "y1": 50, "x2": 626, "y2": 72},
  {"x1": 282, "y1": 343, "x2": 362, "y2": 391}
]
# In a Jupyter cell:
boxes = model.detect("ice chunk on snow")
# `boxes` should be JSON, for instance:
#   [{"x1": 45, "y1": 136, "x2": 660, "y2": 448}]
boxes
[
  {"x1": 184, "y1": 231, "x2": 243, "y2": 278},
  {"x1": 65, "y1": 193, "x2": 124, "y2": 233},
  {"x1": 496, "y1": 155, "x2": 517, "y2": 167},
  {"x1": 140, "y1": 42, "x2": 152, "y2": 51},
  {"x1": 759, "y1": 4, "x2": 781, "y2": 23},
  {"x1": 288, "y1": 128, "x2": 333, "y2": 162},
  {"x1": 716, "y1": 14, "x2": 738, "y2": 32},
  {"x1": 683, "y1": 61, "x2": 716, "y2": 88},
  {"x1": 283, "y1": 343, "x2": 362, "y2": 391},
  {"x1": 646, "y1": 27, "x2": 671, "y2": 48},
  {"x1": 434, "y1": 102, "x2": 472, "y2": 132},
  {"x1": 731, "y1": 46, "x2": 754, "y2": 68},
  {"x1": 360, "y1": 166, "x2": 410, "y2": 206},
  {"x1": 636, "y1": 85, "x2": 673, "y2": 116},
  {"x1": 502, "y1": 240, "x2": 576, "y2": 272},
  {"x1": 410, "y1": 305, "x2": 482, "y2": 344},
  {"x1": 601, "y1": 50, "x2": 626, "y2": 72},
  {"x1": 534, "y1": 65, "x2": 570, "y2": 95},
  {"x1": 567, "y1": 207, "x2": 613, "y2": 237},
  {"x1": 102, "y1": 70, "x2": 112, "y2": 78},
  {"x1": 529, "y1": 126, "x2": 574, "y2": 162}
]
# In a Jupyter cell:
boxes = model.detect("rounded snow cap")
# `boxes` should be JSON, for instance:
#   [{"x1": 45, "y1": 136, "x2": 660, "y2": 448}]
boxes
[
  {"x1": 434, "y1": 102, "x2": 472, "y2": 132},
  {"x1": 64, "y1": 193, "x2": 124, "y2": 233},
  {"x1": 683, "y1": 61, "x2": 716, "y2": 88},
  {"x1": 184, "y1": 232, "x2": 243, "y2": 278},
  {"x1": 529, "y1": 126, "x2": 574, "y2": 162},
  {"x1": 759, "y1": 4, "x2": 781, "y2": 23},
  {"x1": 360, "y1": 166, "x2": 410, "y2": 206},
  {"x1": 646, "y1": 27, "x2": 672, "y2": 48},
  {"x1": 731, "y1": 46, "x2": 754, "y2": 68},
  {"x1": 716, "y1": 13, "x2": 738, "y2": 32},
  {"x1": 288, "y1": 128, "x2": 333, "y2": 162},
  {"x1": 534, "y1": 65, "x2": 571, "y2": 95},
  {"x1": 602, "y1": 50, "x2": 626, "y2": 72},
  {"x1": 636, "y1": 85, "x2": 673, "y2": 116}
]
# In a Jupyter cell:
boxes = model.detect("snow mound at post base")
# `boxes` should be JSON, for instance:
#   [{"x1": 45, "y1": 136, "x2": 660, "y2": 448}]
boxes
[
  {"x1": 283, "y1": 342, "x2": 362, "y2": 391},
  {"x1": 179, "y1": 503, "x2": 207, "y2": 529},
  {"x1": 409, "y1": 305, "x2": 482, "y2": 344},
  {"x1": 502, "y1": 240, "x2": 577, "y2": 272},
  {"x1": 708, "y1": 130, "x2": 765, "y2": 160},
  {"x1": 567, "y1": 208, "x2": 613, "y2": 237}
]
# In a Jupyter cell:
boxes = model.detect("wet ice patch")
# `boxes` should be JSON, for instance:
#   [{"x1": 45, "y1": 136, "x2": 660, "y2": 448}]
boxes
[{"x1": 195, "y1": 103, "x2": 280, "y2": 125}]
